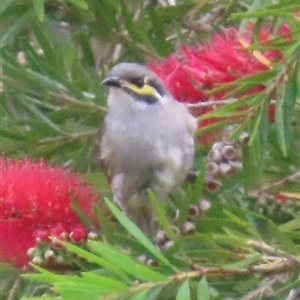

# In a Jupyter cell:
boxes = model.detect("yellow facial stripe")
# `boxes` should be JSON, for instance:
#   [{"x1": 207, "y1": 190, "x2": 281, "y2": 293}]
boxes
[{"x1": 122, "y1": 82, "x2": 161, "y2": 98}]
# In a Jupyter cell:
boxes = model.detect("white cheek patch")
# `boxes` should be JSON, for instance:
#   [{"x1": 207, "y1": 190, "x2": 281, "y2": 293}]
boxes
[
  {"x1": 159, "y1": 95, "x2": 171, "y2": 106},
  {"x1": 135, "y1": 101, "x2": 149, "y2": 110}
]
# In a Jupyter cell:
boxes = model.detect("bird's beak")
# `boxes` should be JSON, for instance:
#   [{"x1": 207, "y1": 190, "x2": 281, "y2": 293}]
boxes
[{"x1": 101, "y1": 76, "x2": 122, "y2": 88}]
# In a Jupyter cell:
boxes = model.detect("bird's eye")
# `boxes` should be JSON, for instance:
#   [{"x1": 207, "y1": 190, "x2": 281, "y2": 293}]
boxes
[{"x1": 133, "y1": 78, "x2": 144, "y2": 88}]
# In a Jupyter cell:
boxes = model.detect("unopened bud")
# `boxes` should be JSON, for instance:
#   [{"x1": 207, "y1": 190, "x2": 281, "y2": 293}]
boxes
[
  {"x1": 162, "y1": 240, "x2": 174, "y2": 249},
  {"x1": 36, "y1": 48, "x2": 44, "y2": 55},
  {"x1": 27, "y1": 247, "x2": 36, "y2": 257},
  {"x1": 239, "y1": 131, "x2": 250, "y2": 145},
  {"x1": 154, "y1": 230, "x2": 168, "y2": 245},
  {"x1": 208, "y1": 149, "x2": 222, "y2": 163},
  {"x1": 44, "y1": 249, "x2": 55, "y2": 261},
  {"x1": 55, "y1": 255, "x2": 66, "y2": 265},
  {"x1": 206, "y1": 161, "x2": 219, "y2": 176},
  {"x1": 138, "y1": 254, "x2": 148, "y2": 264},
  {"x1": 211, "y1": 142, "x2": 224, "y2": 151},
  {"x1": 188, "y1": 204, "x2": 200, "y2": 218},
  {"x1": 198, "y1": 199, "x2": 211, "y2": 212},
  {"x1": 221, "y1": 145, "x2": 237, "y2": 161},
  {"x1": 205, "y1": 177, "x2": 222, "y2": 192},
  {"x1": 182, "y1": 221, "x2": 195, "y2": 234},
  {"x1": 88, "y1": 231, "x2": 99, "y2": 240},
  {"x1": 219, "y1": 162, "x2": 234, "y2": 176},
  {"x1": 228, "y1": 160, "x2": 243, "y2": 170},
  {"x1": 32, "y1": 256, "x2": 44, "y2": 265},
  {"x1": 147, "y1": 258, "x2": 158, "y2": 266},
  {"x1": 17, "y1": 51, "x2": 27, "y2": 65}
]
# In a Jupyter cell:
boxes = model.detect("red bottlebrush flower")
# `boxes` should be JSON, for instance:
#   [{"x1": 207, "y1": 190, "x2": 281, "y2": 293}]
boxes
[
  {"x1": 274, "y1": 193, "x2": 288, "y2": 204},
  {"x1": 148, "y1": 25, "x2": 290, "y2": 144},
  {"x1": 0, "y1": 157, "x2": 100, "y2": 268}
]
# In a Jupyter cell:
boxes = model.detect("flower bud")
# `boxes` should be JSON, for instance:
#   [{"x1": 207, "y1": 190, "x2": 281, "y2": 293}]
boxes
[
  {"x1": 154, "y1": 230, "x2": 168, "y2": 245},
  {"x1": 44, "y1": 249, "x2": 55, "y2": 261},
  {"x1": 138, "y1": 254, "x2": 148, "y2": 264},
  {"x1": 87, "y1": 231, "x2": 99, "y2": 240},
  {"x1": 221, "y1": 144, "x2": 238, "y2": 161},
  {"x1": 182, "y1": 221, "x2": 195, "y2": 234},
  {"x1": 205, "y1": 177, "x2": 222, "y2": 192},
  {"x1": 27, "y1": 247, "x2": 36, "y2": 258},
  {"x1": 207, "y1": 148, "x2": 222, "y2": 162},
  {"x1": 147, "y1": 258, "x2": 158, "y2": 266},
  {"x1": 228, "y1": 160, "x2": 243, "y2": 170},
  {"x1": 198, "y1": 199, "x2": 211, "y2": 212},
  {"x1": 32, "y1": 256, "x2": 44, "y2": 265},
  {"x1": 206, "y1": 161, "x2": 219, "y2": 176},
  {"x1": 219, "y1": 162, "x2": 235, "y2": 176},
  {"x1": 211, "y1": 142, "x2": 225, "y2": 151},
  {"x1": 188, "y1": 204, "x2": 200, "y2": 218},
  {"x1": 162, "y1": 240, "x2": 174, "y2": 249},
  {"x1": 239, "y1": 131, "x2": 250, "y2": 145}
]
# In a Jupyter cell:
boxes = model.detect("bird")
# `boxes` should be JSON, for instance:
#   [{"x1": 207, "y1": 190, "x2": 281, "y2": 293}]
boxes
[{"x1": 100, "y1": 62, "x2": 197, "y2": 236}]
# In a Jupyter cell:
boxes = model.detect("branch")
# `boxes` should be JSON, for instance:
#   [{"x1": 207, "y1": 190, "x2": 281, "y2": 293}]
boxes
[
  {"x1": 49, "y1": 92, "x2": 107, "y2": 113},
  {"x1": 186, "y1": 98, "x2": 276, "y2": 108},
  {"x1": 257, "y1": 170, "x2": 300, "y2": 194}
]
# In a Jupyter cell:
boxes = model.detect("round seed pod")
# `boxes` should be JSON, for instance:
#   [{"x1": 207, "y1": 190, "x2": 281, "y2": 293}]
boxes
[
  {"x1": 221, "y1": 144, "x2": 238, "y2": 161},
  {"x1": 239, "y1": 131, "x2": 250, "y2": 146},
  {"x1": 208, "y1": 148, "x2": 222, "y2": 163},
  {"x1": 188, "y1": 204, "x2": 200, "y2": 218},
  {"x1": 154, "y1": 230, "x2": 168, "y2": 245},
  {"x1": 206, "y1": 161, "x2": 219, "y2": 176},
  {"x1": 219, "y1": 162, "x2": 235, "y2": 176},
  {"x1": 198, "y1": 199, "x2": 211, "y2": 212},
  {"x1": 205, "y1": 177, "x2": 222, "y2": 192},
  {"x1": 182, "y1": 221, "x2": 196, "y2": 234}
]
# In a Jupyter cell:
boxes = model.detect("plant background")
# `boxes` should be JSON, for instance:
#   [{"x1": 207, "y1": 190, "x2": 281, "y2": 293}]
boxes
[{"x1": 1, "y1": 0, "x2": 300, "y2": 299}]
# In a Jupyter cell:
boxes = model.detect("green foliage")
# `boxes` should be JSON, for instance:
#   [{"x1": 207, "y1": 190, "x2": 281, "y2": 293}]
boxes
[
  {"x1": 18, "y1": 199, "x2": 300, "y2": 299},
  {"x1": 1, "y1": 0, "x2": 300, "y2": 299}
]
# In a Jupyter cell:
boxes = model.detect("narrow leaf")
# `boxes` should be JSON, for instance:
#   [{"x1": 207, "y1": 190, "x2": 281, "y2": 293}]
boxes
[
  {"x1": 197, "y1": 277, "x2": 210, "y2": 300},
  {"x1": 66, "y1": 0, "x2": 88, "y2": 9},
  {"x1": 104, "y1": 198, "x2": 175, "y2": 269},
  {"x1": 33, "y1": 0, "x2": 44, "y2": 22},
  {"x1": 176, "y1": 280, "x2": 190, "y2": 300},
  {"x1": 87, "y1": 240, "x2": 167, "y2": 282},
  {"x1": 148, "y1": 190, "x2": 177, "y2": 241}
]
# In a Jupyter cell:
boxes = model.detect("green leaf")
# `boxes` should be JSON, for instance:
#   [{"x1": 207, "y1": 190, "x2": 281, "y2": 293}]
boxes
[
  {"x1": 66, "y1": 0, "x2": 88, "y2": 9},
  {"x1": 148, "y1": 8, "x2": 173, "y2": 56},
  {"x1": 198, "y1": 94, "x2": 262, "y2": 121},
  {"x1": 0, "y1": 129, "x2": 28, "y2": 141},
  {"x1": 176, "y1": 280, "x2": 190, "y2": 300},
  {"x1": 0, "y1": 0, "x2": 17, "y2": 15},
  {"x1": 275, "y1": 61, "x2": 299, "y2": 156},
  {"x1": 18, "y1": 96, "x2": 64, "y2": 133},
  {"x1": 87, "y1": 240, "x2": 167, "y2": 282},
  {"x1": 197, "y1": 277, "x2": 210, "y2": 300},
  {"x1": 104, "y1": 198, "x2": 175, "y2": 270},
  {"x1": 33, "y1": 0, "x2": 44, "y2": 22},
  {"x1": 1, "y1": 9, "x2": 33, "y2": 48},
  {"x1": 50, "y1": 240, "x2": 129, "y2": 280},
  {"x1": 120, "y1": 1, "x2": 150, "y2": 45},
  {"x1": 155, "y1": 4, "x2": 196, "y2": 21},
  {"x1": 148, "y1": 190, "x2": 178, "y2": 241},
  {"x1": 55, "y1": 273, "x2": 127, "y2": 299},
  {"x1": 275, "y1": 90, "x2": 287, "y2": 156}
]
